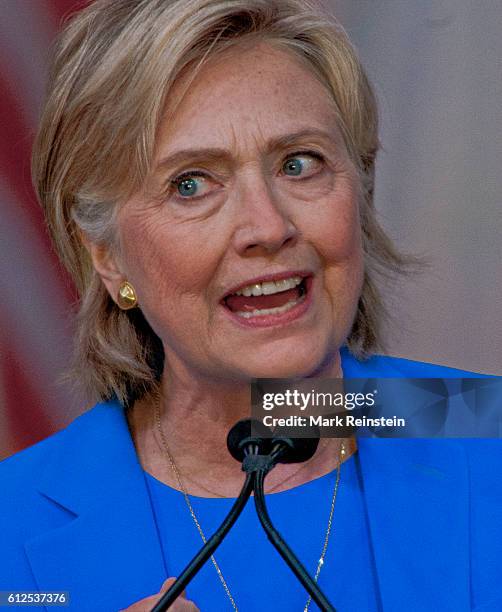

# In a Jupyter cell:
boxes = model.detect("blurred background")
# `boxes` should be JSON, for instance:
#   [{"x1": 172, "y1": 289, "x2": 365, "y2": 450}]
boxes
[{"x1": 1, "y1": 0, "x2": 501, "y2": 460}]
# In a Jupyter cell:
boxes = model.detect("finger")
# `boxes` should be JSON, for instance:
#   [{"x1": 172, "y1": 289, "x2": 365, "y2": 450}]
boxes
[
  {"x1": 160, "y1": 577, "x2": 187, "y2": 598},
  {"x1": 118, "y1": 581, "x2": 194, "y2": 612},
  {"x1": 159, "y1": 576, "x2": 186, "y2": 597},
  {"x1": 153, "y1": 583, "x2": 199, "y2": 612},
  {"x1": 161, "y1": 577, "x2": 176, "y2": 591}
]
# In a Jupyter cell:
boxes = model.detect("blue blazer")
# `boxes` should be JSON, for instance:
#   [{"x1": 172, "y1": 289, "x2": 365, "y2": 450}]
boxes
[{"x1": 1, "y1": 351, "x2": 501, "y2": 611}]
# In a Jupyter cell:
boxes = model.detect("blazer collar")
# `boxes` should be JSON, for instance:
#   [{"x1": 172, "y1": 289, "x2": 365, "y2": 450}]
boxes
[
  {"x1": 25, "y1": 401, "x2": 166, "y2": 611},
  {"x1": 25, "y1": 401, "x2": 471, "y2": 612}
]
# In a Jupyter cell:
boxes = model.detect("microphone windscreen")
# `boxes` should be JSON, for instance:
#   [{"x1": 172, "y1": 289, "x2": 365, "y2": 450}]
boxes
[
  {"x1": 227, "y1": 418, "x2": 272, "y2": 462},
  {"x1": 271, "y1": 425, "x2": 320, "y2": 464}
]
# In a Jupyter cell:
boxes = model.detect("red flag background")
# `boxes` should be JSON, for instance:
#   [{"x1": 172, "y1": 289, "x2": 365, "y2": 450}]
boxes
[{"x1": 1, "y1": 1, "x2": 89, "y2": 460}]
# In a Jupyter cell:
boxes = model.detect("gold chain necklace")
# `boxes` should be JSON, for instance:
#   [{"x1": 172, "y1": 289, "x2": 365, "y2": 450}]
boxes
[{"x1": 154, "y1": 401, "x2": 346, "y2": 611}]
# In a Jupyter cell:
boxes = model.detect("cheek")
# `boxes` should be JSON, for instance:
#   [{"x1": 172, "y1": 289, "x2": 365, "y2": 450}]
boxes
[
  {"x1": 304, "y1": 189, "x2": 364, "y2": 316},
  {"x1": 118, "y1": 213, "x2": 223, "y2": 310},
  {"x1": 324, "y1": 208, "x2": 362, "y2": 263},
  {"x1": 301, "y1": 184, "x2": 363, "y2": 265}
]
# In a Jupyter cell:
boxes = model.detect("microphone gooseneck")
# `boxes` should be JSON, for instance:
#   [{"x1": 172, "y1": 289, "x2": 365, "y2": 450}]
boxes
[
  {"x1": 249, "y1": 423, "x2": 335, "y2": 611},
  {"x1": 151, "y1": 418, "x2": 336, "y2": 612},
  {"x1": 151, "y1": 419, "x2": 272, "y2": 612},
  {"x1": 253, "y1": 470, "x2": 335, "y2": 612},
  {"x1": 150, "y1": 473, "x2": 254, "y2": 612}
]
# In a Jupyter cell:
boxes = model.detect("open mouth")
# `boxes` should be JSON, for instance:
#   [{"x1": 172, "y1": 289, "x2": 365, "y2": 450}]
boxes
[{"x1": 222, "y1": 275, "x2": 310, "y2": 319}]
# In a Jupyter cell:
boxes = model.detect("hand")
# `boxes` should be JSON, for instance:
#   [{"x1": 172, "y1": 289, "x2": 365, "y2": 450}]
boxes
[{"x1": 119, "y1": 578, "x2": 200, "y2": 611}]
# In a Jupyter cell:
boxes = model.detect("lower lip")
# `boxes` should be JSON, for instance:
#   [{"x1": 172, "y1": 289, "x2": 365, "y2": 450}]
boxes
[{"x1": 220, "y1": 277, "x2": 314, "y2": 329}]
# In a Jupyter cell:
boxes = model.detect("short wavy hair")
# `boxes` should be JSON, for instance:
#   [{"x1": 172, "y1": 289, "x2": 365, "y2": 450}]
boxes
[{"x1": 33, "y1": 0, "x2": 410, "y2": 405}]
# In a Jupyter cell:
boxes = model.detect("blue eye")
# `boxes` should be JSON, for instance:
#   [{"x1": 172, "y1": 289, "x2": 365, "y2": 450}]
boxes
[
  {"x1": 282, "y1": 153, "x2": 323, "y2": 178},
  {"x1": 172, "y1": 172, "x2": 210, "y2": 199},
  {"x1": 283, "y1": 157, "x2": 304, "y2": 176},
  {"x1": 177, "y1": 177, "x2": 199, "y2": 197}
]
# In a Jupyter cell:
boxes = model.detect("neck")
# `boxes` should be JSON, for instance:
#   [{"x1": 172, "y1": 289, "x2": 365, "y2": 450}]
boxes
[{"x1": 127, "y1": 351, "x2": 350, "y2": 497}]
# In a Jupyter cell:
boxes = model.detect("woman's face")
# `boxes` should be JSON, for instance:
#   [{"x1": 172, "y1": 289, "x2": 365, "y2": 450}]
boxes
[{"x1": 108, "y1": 42, "x2": 364, "y2": 382}]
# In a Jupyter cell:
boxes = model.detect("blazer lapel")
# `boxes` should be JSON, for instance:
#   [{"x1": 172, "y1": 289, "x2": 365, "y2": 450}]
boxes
[
  {"x1": 357, "y1": 438, "x2": 471, "y2": 612},
  {"x1": 24, "y1": 401, "x2": 166, "y2": 611}
]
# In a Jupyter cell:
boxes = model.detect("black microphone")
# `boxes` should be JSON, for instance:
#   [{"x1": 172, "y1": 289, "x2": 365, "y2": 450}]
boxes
[
  {"x1": 269, "y1": 424, "x2": 320, "y2": 463},
  {"x1": 151, "y1": 419, "x2": 335, "y2": 612},
  {"x1": 150, "y1": 419, "x2": 272, "y2": 612},
  {"x1": 249, "y1": 423, "x2": 335, "y2": 612},
  {"x1": 226, "y1": 417, "x2": 272, "y2": 461},
  {"x1": 228, "y1": 420, "x2": 335, "y2": 611}
]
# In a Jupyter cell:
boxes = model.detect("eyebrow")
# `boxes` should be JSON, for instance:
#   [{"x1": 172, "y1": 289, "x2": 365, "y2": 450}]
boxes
[{"x1": 154, "y1": 128, "x2": 337, "y2": 172}]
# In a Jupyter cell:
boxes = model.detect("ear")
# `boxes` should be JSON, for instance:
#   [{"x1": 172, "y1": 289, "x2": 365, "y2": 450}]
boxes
[{"x1": 80, "y1": 231, "x2": 124, "y2": 303}]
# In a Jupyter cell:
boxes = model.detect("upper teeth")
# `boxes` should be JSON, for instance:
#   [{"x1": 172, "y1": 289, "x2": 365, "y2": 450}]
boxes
[{"x1": 233, "y1": 276, "x2": 303, "y2": 297}]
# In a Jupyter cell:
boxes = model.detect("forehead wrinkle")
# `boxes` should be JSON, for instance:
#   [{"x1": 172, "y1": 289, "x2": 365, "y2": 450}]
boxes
[
  {"x1": 225, "y1": 115, "x2": 270, "y2": 165},
  {"x1": 154, "y1": 45, "x2": 345, "y2": 173},
  {"x1": 227, "y1": 120, "x2": 239, "y2": 158},
  {"x1": 154, "y1": 126, "x2": 343, "y2": 176}
]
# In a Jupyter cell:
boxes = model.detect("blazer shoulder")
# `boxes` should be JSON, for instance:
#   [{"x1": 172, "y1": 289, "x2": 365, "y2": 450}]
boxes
[
  {"x1": 1, "y1": 428, "x2": 66, "y2": 490},
  {"x1": 341, "y1": 347, "x2": 487, "y2": 377},
  {"x1": 0, "y1": 429, "x2": 65, "y2": 589},
  {"x1": 0, "y1": 401, "x2": 122, "y2": 590},
  {"x1": 0, "y1": 403, "x2": 104, "y2": 485},
  {"x1": 376, "y1": 355, "x2": 488, "y2": 377},
  {"x1": 0, "y1": 402, "x2": 124, "y2": 517}
]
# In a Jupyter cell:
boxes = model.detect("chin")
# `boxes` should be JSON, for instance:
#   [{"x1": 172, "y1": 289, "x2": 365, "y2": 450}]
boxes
[{"x1": 235, "y1": 339, "x2": 336, "y2": 380}]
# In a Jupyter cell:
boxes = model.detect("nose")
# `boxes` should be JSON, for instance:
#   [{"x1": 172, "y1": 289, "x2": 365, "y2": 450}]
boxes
[{"x1": 231, "y1": 175, "x2": 298, "y2": 256}]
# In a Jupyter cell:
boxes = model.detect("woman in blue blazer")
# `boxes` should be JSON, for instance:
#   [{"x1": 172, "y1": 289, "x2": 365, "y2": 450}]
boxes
[
  {"x1": 2, "y1": 351, "x2": 501, "y2": 610},
  {"x1": 2, "y1": 0, "x2": 500, "y2": 610}
]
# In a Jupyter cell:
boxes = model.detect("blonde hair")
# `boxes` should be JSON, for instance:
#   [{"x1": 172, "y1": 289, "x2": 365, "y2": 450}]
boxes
[{"x1": 33, "y1": 0, "x2": 410, "y2": 405}]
